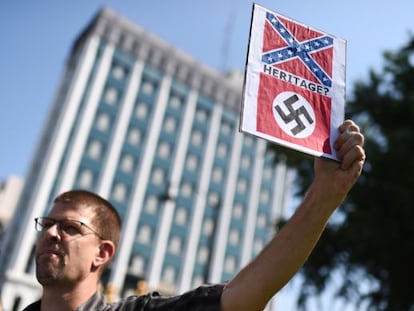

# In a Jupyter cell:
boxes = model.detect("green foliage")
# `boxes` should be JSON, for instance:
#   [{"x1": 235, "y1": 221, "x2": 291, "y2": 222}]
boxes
[{"x1": 275, "y1": 35, "x2": 414, "y2": 310}]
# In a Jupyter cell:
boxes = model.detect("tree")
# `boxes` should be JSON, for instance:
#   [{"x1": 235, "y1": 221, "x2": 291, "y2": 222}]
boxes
[{"x1": 276, "y1": 35, "x2": 414, "y2": 310}]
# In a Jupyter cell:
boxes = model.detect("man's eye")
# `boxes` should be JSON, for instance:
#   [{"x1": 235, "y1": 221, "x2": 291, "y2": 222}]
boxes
[
  {"x1": 42, "y1": 221, "x2": 55, "y2": 229},
  {"x1": 61, "y1": 223, "x2": 81, "y2": 235}
]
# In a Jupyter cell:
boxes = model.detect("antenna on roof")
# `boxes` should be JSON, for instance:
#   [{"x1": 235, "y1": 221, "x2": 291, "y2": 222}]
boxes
[{"x1": 220, "y1": 10, "x2": 236, "y2": 74}]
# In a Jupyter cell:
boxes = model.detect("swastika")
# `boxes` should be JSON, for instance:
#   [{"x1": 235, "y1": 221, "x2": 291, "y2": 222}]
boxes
[{"x1": 273, "y1": 92, "x2": 315, "y2": 138}]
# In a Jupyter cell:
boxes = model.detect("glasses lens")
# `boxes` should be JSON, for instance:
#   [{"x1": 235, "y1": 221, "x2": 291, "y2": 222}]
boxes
[
  {"x1": 34, "y1": 217, "x2": 101, "y2": 238},
  {"x1": 35, "y1": 217, "x2": 54, "y2": 231},
  {"x1": 59, "y1": 220, "x2": 83, "y2": 236},
  {"x1": 35, "y1": 218, "x2": 42, "y2": 231}
]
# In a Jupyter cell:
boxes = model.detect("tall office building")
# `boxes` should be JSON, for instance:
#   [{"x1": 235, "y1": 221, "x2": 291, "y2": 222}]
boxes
[
  {"x1": 0, "y1": 176, "x2": 24, "y2": 259},
  {"x1": 0, "y1": 8, "x2": 293, "y2": 310},
  {"x1": 0, "y1": 176, "x2": 24, "y2": 227}
]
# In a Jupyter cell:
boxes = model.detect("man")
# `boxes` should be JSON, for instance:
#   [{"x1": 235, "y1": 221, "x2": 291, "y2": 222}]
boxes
[{"x1": 24, "y1": 119, "x2": 365, "y2": 311}]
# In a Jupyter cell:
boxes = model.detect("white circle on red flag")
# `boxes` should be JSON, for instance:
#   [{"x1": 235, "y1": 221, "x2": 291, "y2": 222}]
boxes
[{"x1": 272, "y1": 91, "x2": 316, "y2": 139}]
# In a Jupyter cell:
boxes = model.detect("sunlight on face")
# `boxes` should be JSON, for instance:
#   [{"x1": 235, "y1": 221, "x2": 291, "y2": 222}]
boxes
[{"x1": 35, "y1": 202, "x2": 101, "y2": 286}]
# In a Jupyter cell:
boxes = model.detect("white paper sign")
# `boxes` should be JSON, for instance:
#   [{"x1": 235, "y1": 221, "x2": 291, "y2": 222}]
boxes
[{"x1": 240, "y1": 3, "x2": 347, "y2": 160}]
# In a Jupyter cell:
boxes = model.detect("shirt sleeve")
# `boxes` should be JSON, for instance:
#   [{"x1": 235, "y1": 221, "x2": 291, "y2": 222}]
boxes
[{"x1": 117, "y1": 284, "x2": 225, "y2": 311}]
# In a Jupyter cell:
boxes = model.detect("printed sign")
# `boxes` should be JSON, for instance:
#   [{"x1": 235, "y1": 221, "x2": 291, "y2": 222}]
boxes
[{"x1": 240, "y1": 3, "x2": 346, "y2": 160}]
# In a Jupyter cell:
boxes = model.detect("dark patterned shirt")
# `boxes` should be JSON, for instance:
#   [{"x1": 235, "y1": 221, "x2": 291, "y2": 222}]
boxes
[{"x1": 23, "y1": 284, "x2": 224, "y2": 311}]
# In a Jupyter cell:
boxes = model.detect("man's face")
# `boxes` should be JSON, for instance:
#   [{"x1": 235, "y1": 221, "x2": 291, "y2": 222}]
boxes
[{"x1": 35, "y1": 202, "x2": 101, "y2": 287}]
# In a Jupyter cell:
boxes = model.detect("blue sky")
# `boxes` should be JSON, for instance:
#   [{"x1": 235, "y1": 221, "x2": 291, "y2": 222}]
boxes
[
  {"x1": 1, "y1": 1, "x2": 413, "y2": 179},
  {"x1": 1, "y1": 1, "x2": 413, "y2": 309}
]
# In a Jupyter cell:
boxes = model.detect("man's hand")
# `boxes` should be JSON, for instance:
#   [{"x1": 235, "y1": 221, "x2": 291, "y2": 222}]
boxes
[{"x1": 313, "y1": 119, "x2": 365, "y2": 208}]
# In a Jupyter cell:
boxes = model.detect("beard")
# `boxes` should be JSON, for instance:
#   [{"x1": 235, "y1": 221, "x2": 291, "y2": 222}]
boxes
[{"x1": 35, "y1": 252, "x2": 66, "y2": 285}]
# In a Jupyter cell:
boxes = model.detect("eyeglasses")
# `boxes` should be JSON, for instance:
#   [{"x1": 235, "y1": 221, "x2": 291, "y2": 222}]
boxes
[{"x1": 34, "y1": 217, "x2": 104, "y2": 240}]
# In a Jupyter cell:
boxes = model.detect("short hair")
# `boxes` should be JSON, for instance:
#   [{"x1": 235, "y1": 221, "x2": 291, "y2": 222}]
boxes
[{"x1": 53, "y1": 189, "x2": 121, "y2": 249}]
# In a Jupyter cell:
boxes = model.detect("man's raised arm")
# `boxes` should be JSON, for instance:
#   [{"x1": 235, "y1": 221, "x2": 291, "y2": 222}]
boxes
[{"x1": 221, "y1": 120, "x2": 365, "y2": 311}]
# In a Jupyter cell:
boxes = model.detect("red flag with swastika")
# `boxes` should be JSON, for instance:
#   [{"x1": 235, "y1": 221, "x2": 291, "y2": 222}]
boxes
[{"x1": 240, "y1": 3, "x2": 346, "y2": 160}]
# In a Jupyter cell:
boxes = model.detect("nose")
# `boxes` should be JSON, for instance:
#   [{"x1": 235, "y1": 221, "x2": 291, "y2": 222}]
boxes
[{"x1": 42, "y1": 223, "x2": 61, "y2": 241}]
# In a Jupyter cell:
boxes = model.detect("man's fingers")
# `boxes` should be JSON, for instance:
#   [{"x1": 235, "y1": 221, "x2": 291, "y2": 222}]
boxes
[
  {"x1": 340, "y1": 144, "x2": 366, "y2": 171},
  {"x1": 334, "y1": 120, "x2": 365, "y2": 161},
  {"x1": 338, "y1": 119, "x2": 360, "y2": 133},
  {"x1": 336, "y1": 131, "x2": 364, "y2": 158}
]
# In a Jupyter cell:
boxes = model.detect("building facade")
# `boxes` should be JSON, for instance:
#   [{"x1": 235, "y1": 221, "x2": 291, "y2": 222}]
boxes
[
  {"x1": 0, "y1": 175, "x2": 24, "y2": 259},
  {"x1": 0, "y1": 176, "x2": 24, "y2": 227},
  {"x1": 0, "y1": 8, "x2": 293, "y2": 310}
]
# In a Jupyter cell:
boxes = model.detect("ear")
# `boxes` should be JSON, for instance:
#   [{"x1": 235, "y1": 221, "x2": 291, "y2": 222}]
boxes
[{"x1": 93, "y1": 241, "x2": 115, "y2": 270}]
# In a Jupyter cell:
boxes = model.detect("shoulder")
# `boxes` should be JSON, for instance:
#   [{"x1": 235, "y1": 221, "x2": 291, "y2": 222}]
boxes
[
  {"x1": 109, "y1": 284, "x2": 225, "y2": 310},
  {"x1": 78, "y1": 284, "x2": 225, "y2": 310},
  {"x1": 145, "y1": 284, "x2": 225, "y2": 310}
]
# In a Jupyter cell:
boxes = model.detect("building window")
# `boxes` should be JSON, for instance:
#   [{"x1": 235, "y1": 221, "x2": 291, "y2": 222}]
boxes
[
  {"x1": 203, "y1": 218, "x2": 214, "y2": 236},
  {"x1": 87, "y1": 140, "x2": 103, "y2": 160},
  {"x1": 257, "y1": 213, "x2": 267, "y2": 228},
  {"x1": 150, "y1": 50, "x2": 162, "y2": 67},
  {"x1": 168, "y1": 236, "x2": 182, "y2": 255},
  {"x1": 129, "y1": 256, "x2": 145, "y2": 276},
  {"x1": 157, "y1": 142, "x2": 171, "y2": 159},
  {"x1": 224, "y1": 256, "x2": 236, "y2": 274},
  {"x1": 208, "y1": 192, "x2": 220, "y2": 207},
  {"x1": 220, "y1": 122, "x2": 232, "y2": 135},
  {"x1": 191, "y1": 130, "x2": 203, "y2": 146},
  {"x1": 145, "y1": 195, "x2": 158, "y2": 214},
  {"x1": 112, "y1": 65, "x2": 126, "y2": 81},
  {"x1": 243, "y1": 135, "x2": 253, "y2": 147},
  {"x1": 120, "y1": 154, "x2": 135, "y2": 172},
  {"x1": 233, "y1": 203, "x2": 243, "y2": 219},
  {"x1": 162, "y1": 265, "x2": 176, "y2": 284},
  {"x1": 141, "y1": 81, "x2": 154, "y2": 95},
  {"x1": 241, "y1": 155, "x2": 251, "y2": 170},
  {"x1": 137, "y1": 225, "x2": 151, "y2": 244},
  {"x1": 163, "y1": 116, "x2": 177, "y2": 134},
  {"x1": 197, "y1": 246, "x2": 209, "y2": 264},
  {"x1": 263, "y1": 166, "x2": 273, "y2": 181},
  {"x1": 175, "y1": 207, "x2": 187, "y2": 226},
  {"x1": 180, "y1": 182, "x2": 193, "y2": 198},
  {"x1": 169, "y1": 95, "x2": 182, "y2": 110},
  {"x1": 212, "y1": 167, "x2": 223, "y2": 183},
  {"x1": 127, "y1": 127, "x2": 141, "y2": 145},
  {"x1": 192, "y1": 275, "x2": 205, "y2": 288},
  {"x1": 216, "y1": 142, "x2": 228, "y2": 158},
  {"x1": 151, "y1": 168, "x2": 165, "y2": 186},
  {"x1": 260, "y1": 189, "x2": 270, "y2": 205},
  {"x1": 196, "y1": 109, "x2": 207, "y2": 123},
  {"x1": 229, "y1": 228, "x2": 240, "y2": 245},
  {"x1": 113, "y1": 182, "x2": 127, "y2": 202},
  {"x1": 135, "y1": 102, "x2": 148, "y2": 119},
  {"x1": 96, "y1": 113, "x2": 110, "y2": 132},
  {"x1": 78, "y1": 169, "x2": 93, "y2": 188},
  {"x1": 237, "y1": 178, "x2": 247, "y2": 194},
  {"x1": 177, "y1": 66, "x2": 188, "y2": 81},
  {"x1": 104, "y1": 86, "x2": 118, "y2": 105},
  {"x1": 186, "y1": 154, "x2": 198, "y2": 171}
]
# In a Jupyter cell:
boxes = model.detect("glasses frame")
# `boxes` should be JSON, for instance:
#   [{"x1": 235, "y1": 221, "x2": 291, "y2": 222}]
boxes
[{"x1": 34, "y1": 217, "x2": 105, "y2": 240}]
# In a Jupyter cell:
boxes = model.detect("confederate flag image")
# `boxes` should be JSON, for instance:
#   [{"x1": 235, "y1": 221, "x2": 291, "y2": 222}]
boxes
[{"x1": 240, "y1": 3, "x2": 346, "y2": 160}]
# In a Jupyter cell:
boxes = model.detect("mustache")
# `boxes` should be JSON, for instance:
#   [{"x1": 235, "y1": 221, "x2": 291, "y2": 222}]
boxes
[{"x1": 36, "y1": 243, "x2": 64, "y2": 258}]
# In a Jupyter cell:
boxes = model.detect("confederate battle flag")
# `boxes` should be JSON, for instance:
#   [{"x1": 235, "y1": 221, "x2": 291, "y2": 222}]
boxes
[{"x1": 240, "y1": 3, "x2": 346, "y2": 160}]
